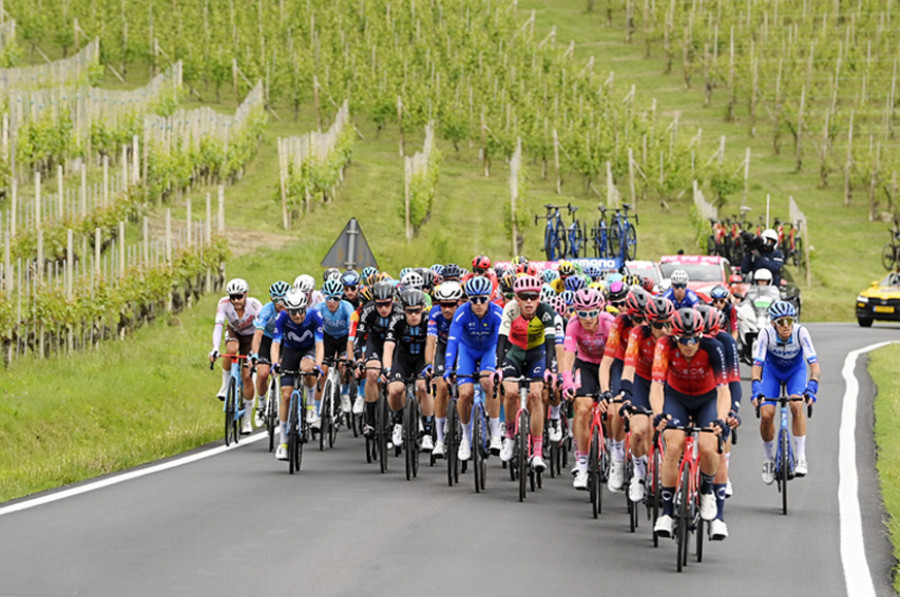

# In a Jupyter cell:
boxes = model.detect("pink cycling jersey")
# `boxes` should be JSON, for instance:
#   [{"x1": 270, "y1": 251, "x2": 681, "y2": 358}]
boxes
[{"x1": 563, "y1": 312, "x2": 616, "y2": 364}]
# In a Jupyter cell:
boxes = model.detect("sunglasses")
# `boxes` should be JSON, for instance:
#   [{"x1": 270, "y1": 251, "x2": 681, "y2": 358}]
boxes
[
  {"x1": 375, "y1": 300, "x2": 393, "y2": 307},
  {"x1": 672, "y1": 283, "x2": 687, "y2": 290},
  {"x1": 631, "y1": 314, "x2": 645, "y2": 322},
  {"x1": 677, "y1": 335, "x2": 700, "y2": 345},
  {"x1": 517, "y1": 292, "x2": 540, "y2": 301},
  {"x1": 774, "y1": 317, "x2": 794, "y2": 327},
  {"x1": 651, "y1": 321, "x2": 669, "y2": 330},
  {"x1": 229, "y1": 293, "x2": 245, "y2": 301},
  {"x1": 439, "y1": 302, "x2": 458, "y2": 309},
  {"x1": 344, "y1": 285, "x2": 358, "y2": 291},
  {"x1": 288, "y1": 308, "x2": 306, "y2": 316},
  {"x1": 576, "y1": 309, "x2": 600, "y2": 319},
  {"x1": 469, "y1": 296, "x2": 490, "y2": 304},
  {"x1": 405, "y1": 308, "x2": 423, "y2": 315},
  {"x1": 326, "y1": 295, "x2": 342, "y2": 302},
  {"x1": 712, "y1": 298, "x2": 728, "y2": 304}
]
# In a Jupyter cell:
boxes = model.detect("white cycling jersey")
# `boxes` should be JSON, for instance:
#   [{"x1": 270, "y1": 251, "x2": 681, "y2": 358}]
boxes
[
  {"x1": 212, "y1": 296, "x2": 264, "y2": 351},
  {"x1": 752, "y1": 323, "x2": 818, "y2": 372}
]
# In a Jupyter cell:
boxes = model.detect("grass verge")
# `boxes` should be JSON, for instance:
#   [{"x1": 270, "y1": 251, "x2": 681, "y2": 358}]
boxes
[{"x1": 871, "y1": 343, "x2": 900, "y2": 593}]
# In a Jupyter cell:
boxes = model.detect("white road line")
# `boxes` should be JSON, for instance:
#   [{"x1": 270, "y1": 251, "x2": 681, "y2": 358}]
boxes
[
  {"x1": 840, "y1": 340, "x2": 897, "y2": 597},
  {"x1": 0, "y1": 432, "x2": 267, "y2": 518}
]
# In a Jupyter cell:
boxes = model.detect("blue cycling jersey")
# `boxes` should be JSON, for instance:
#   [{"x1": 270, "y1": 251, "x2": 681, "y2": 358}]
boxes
[
  {"x1": 444, "y1": 302, "x2": 503, "y2": 370},
  {"x1": 273, "y1": 309, "x2": 324, "y2": 351},
  {"x1": 753, "y1": 323, "x2": 818, "y2": 373},
  {"x1": 426, "y1": 304, "x2": 453, "y2": 343},
  {"x1": 253, "y1": 301, "x2": 280, "y2": 338},
  {"x1": 661, "y1": 287, "x2": 700, "y2": 309},
  {"x1": 315, "y1": 300, "x2": 355, "y2": 339}
]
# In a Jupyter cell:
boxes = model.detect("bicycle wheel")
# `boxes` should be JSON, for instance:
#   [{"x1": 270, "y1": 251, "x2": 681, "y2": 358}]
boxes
[
  {"x1": 224, "y1": 377, "x2": 237, "y2": 447},
  {"x1": 297, "y1": 394, "x2": 306, "y2": 472},
  {"x1": 288, "y1": 395, "x2": 299, "y2": 475},
  {"x1": 572, "y1": 224, "x2": 586, "y2": 258},
  {"x1": 627, "y1": 457, "x2": 638, "y2": 533},
  {"x1": 266, "y1": 378, "x2": 278, "y2": 452},
  {"x1": 883, "y1": 243, "x2": 897, "y2": 271},
  {"x1": 555, "y1": 221, "x2": 568, "y2": 260},
  {"x1": 543, "y1": 227, "x2": 555, "y2": 261},
  {"x1": 319, "y1": 380, "x2": 331, "y2": 452},
  {"x1": 650, "y1": 448, "x2": 662, "y2": 547},
  {"x1": 590, "y1": 427, "x2": 600, "y2": 519},
  {"x1": 518, "y1": 411, "x2": 529, "y2": 502},
  {"x1": 473, "y1": 406, "x2": 484, "y2": 493},
  {"x1": 447, "y1": 400, "x2": 459, "y2": 486},
  {"x1": 780, "y1": 430, "x2": 790, "y2": 515},
  {"x1": 794, "y1": 237, "x2": 805, "y2": 269},
  {"x1": 676, "y1": 467, "x2": 690, "y2": 572},
  {"x1": 549, "y1": 430, "x2": 558, "y2": 479},
  {"x1": 624, "y1": 223, "x2": 637, "y2": 260},
  {"x1": 405, "y1": 396, "x2": 419, "y2": 480},
  {"x1": 377, "y1": 393, "x2": 388, "y2": 474},
  {"x1": 696, "y1": 502, "x2": 704, "y2": 563},
  {"x1": 328, "y1": 381, "x2": 339, "y2": 448},
  {"x1": 608, "y1": 224, "x2": 621, "y2": 259}
]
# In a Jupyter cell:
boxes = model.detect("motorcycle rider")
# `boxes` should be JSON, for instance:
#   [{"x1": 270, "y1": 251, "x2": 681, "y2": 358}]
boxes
[{"x1": 740, "y1": 228, "x2": 784, "y2": 286}]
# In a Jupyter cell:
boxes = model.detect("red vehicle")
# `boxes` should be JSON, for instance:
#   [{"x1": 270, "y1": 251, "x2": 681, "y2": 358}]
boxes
[{"x1": 658, "y1": 255, "x2": 735, "y2": 303}]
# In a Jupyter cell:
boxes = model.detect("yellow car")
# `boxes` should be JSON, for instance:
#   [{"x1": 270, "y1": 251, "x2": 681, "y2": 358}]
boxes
[{"x1": 856, "y1": 272, "x2": 900, "y2": 326}]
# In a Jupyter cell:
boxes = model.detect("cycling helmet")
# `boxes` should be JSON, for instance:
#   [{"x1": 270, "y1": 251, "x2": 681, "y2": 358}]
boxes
[
  {"x1": 624, "y1": 287, "x2": 651, "y2": 316},
  {"x1": 640, "y1": 276, "x2": 656, "y2": 293},
  {"x1": 372, "y1": 282, "x2": 395, "y2": 302},
  {"x1": 465, "y1": 276, "x2": 493, "y2": 297},
  {"x1": 540, "y1": 284, "x2": 557, "y2": 302},
  {"x1": 434, "y1": 281, "x2": 464, "y2": 302},
  {"x1": 761, "y1": 228, "x2": 779, "y2": 245},
  {"x1": 671, "y1": 307, "x2": 704, "y2": 336},
  {"x1": 700, "y1": 306, "x2": 725, "y2": 335},
  {"x1": 542, "y1": 269, "x2": 559, "y2": 284},
  {"x1": 549, "y1": 295, "x2": 567, "y2": 316},
  {"x1": 443, "y1": 263, "x2": 463, "y2": 280},
  {"x1": 375, "y1": 271, "x2": 393, "y2": 282},
  {"x1": 513, "y1": 275, "x2": 542, "y2": 295},
  {"x1": 268, "y1": 280, "x2": 290, "y2": 300},
  {"x1": 511, "y1": 256, "x2": 529, "y2": 265},
  {"x1": 754, "y1": 268, "x2": 773, "y2": 284},
  {"x1": 564, "y1": 275, "x2": 586, "y2": 292},
  {"x1": 605, "y1": 280, "x2": 629, "y2": 303},
  {"x1": 695, "y1": 303, "x2": 713, "y2": 330},
  {"x1": 226, "y1": 278, "x2": 249, "y2": 295},
  {"x1": 284, "y1": 288, "x2": 308, "y2": 310},
  {"x1": 606, "y1": 272, "x2": 624, "y2": 284},
  {"x1": 417, "y1": 268, "x2": 435, "y2": 290},
  {"x1": 560, "y1": 289, "x2": 576, "y2": 306},
  {"x1": 400, "y1": 289, "x2": 427, "y2": 309},
  {"x1": 401, "y1": 270, "x2": 425, "y2": 290},
  {"x1": 499, "y1": 273, "x2": 516, "y2": 295},
  {"x1": 670, "y1": 269, "x2": 690, "y2": 285},
  {"x1": 768, "y1": 300, "x2": 797, "y2": 320},
  {"x1": 709, "y1": 285, "x2": 730, "y2": 301},
  {"x1": 341, "y1": 270, "x2": 361, "y2": 287},
  {"x1": 431, "y1": 263, "x2": 445, "y2": 276},
  {"x1": 323, "y1": 267, "x2": 341, "y2": 281},
  {"x1": 572, "y1": 287, "x2": 604, "y2": 311},
  {"x1": 583, "y1": 264, "x2": 602, "y2": 280},
  {"x1": 359, "y1": 286, "x2": 374, "y2": 303},
  {"x1": 361, "y1": 266, "x2": 378, "y2": 280},
  {"x1": 402, "y1": 267, "x2": 417, "y2": 279},
  {"x1": 472, "y1": 255, "x2": 492, "y2": 271},
  {"x1": 293, "y1": 274, "x2": 315, "y2": 293},
  {"x1": 322, "y1": 278, "x2": 344, "y2": 298},
  {"x1": 623, "y1": 273, "x2": 642, "y2": 287},
  {"x1": 645, "y1": 296, "x2": 675, "y2": 322},
  {"x1": 557, "y1": 261, "x2": 576, "y2": 277}
]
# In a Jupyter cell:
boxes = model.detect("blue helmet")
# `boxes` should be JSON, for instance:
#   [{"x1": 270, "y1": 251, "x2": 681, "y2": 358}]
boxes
[
  {"x1": 542, "y1": 269, "x2": 559, "y2": 284},
  {"x1": 561, "y1": 289, "x2": 576, "y2": 306},
  {"x1": 768, "y1": 300, "x2": 797, "y2": 320},
  {"x1": 341, "y1": 270, "x2": 361, "y2": 287},
  {"x1": 430, "y1": 264, "x2": 445, "y2": 276},
  {"x1": 709, "y1": 285, "x2": 729, "y2": 300},
  {"x1": 362, "y1": 266, "x2": 378, "y2": 279},
  {"x1": 322, "y1": 279, "x2": 344, "y2": 298},
  {"x1": 583, "y1": 264, "x2": 602, "y2": 280},
  {"x1": 443, "y1": 263, "x2": 463, "y2": 280},
  {"x1": 269, "y1": 280, "x2": 291, "y2": 300},
  {"x1": 465, "y1": 276, "x2": 493, "y2": 297},
  {"x1": 564, "y1": 276, "x2": 586, "y2": 292},
  {"x1": 399, "y1": 267, "x2": 413, "y2": 279}
]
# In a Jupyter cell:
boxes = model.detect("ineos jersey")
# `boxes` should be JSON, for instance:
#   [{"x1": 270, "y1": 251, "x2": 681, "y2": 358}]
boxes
[{"x1": 652, "y1": 336, "x2": 727, "y2": 396}]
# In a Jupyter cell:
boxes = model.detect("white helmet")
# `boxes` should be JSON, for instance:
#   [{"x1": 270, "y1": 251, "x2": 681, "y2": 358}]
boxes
[
  {"x1": 400, "y1": 270, "x2": 425, "y2": 290},
  {"x1": 670, "y1": 269, "x2": 690, "y2": 285},
  {"x1": 293, "y1": 274, "x2": 315, "y2": 294},
  {"x1": 434, "y1": 281, "x2": 464, "y2": 302},
  {"x1": 225, "y1": 278, "x2": 249, "y2": 295},
  {"x1": 761, "y1": 229, "x2": 779, "y2": 245},
  {"x1": 754, "y1": 268, "x2": 773, "y2": 283},
  {"x1": 284, "y1": 288, "x2": 309, "y2": 310}
]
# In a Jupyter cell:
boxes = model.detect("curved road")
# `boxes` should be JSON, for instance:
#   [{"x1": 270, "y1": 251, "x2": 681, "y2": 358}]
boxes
[{"x1": 0, "y1": 323, "x2": 897, "y2": 596}]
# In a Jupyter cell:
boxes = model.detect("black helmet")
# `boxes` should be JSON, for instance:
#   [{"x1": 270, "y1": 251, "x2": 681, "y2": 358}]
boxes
[
  {"x1": 372, "y1": 282, "x2": 394, "y2": 301},
  {"x1": 400, "y1": 289, "x2": 427, "y2": 309}
]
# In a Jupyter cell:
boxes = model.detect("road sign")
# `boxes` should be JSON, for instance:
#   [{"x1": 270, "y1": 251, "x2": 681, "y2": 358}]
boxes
[{"x1": 321, "y1": 218, "x2": 378, "y2": 270}]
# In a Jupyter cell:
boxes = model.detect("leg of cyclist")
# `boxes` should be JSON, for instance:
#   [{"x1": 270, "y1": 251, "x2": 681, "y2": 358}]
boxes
[
  {"x1": 529, "y1": 381, "x2": 546, "y2": 472},
  {"x1": 627, "y1": 375, "x2": 652, "y2": 501},
  {"x1": 756, "y1": 371, "x2": 782, "y2": 484},
  {"x1": 432, "y1": 340, "x2": 449, "y2": 457},
  {"x1": 417, "y1": 378, "x2": 433, "y2": 451},
  {"x1": 607, "y1": 358, "x2": 626, "y2": 492},
  {"x1": 387, "y1": 379, "x2": 406, "y2": 447},
  {"x1": 480, "y1": 369, "x2": 501, "y2": 454},
  {"x1": 787, "y1": 366, "x2": 811, "y2": 476},
  {"x1": 695, "y1": 397, "x2": 722, "y2": 523},
  {"x1": 572, "y1": 395, "x2": 594, "y2": 490},
  {"x1": 653, "y1": 393, "x2": 688, "y2": 537},
  {"x1": 254, "y1": 335, "x2": 273, "y2": 427},
  {"x1": 457, "y1": 380, "x2": 474, "y2": 461},
  {"x1": 274, "y1": 349, "x2": 302, "y2": 460},
  {"x1": 300, "y1": 355, "x2": 319, "y2": 429},
  {"x1": 362, "y1": 336, "x2": 383, "y2": 438},
  {"x1": 500, "y1": 360, "x2": 523, "y2": 463}
]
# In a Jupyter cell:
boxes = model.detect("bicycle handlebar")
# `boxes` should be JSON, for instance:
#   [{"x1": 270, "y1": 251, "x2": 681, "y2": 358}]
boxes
[
  {"x1": 209, "y1": 353, "x2": 249, "y2": 370},
  {"x1": 753, "y1": 395, "x2": 812, "y2": 419}
]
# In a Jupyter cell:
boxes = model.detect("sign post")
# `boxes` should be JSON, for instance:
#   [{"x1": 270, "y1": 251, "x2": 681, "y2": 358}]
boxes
[{"x1": 321, "y1": 218, "x2": 378, "y2": 270}]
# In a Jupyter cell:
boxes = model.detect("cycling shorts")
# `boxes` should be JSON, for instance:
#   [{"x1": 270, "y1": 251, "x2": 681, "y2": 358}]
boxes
[
  {"x1": 364, "y1": 335, "x2": 386, "y2": 363},
  {"x1": 608, "y1": 358, "x2": 624, "y2": 395},
  {"x1": 663, "y1": 387, "x2": 718, "y2": 428},
  {"x1": 434, "y1": 340, "x2": 447, "y2": 376},
  {"x1": 630, "y1": 374, "x2": 651, "y2": 411},
  {"x1": 257, "y1": 336, "x2": 273, "y2": 365},
  {"x1": 324, "y1": 334, "x2": 348, "y2": 361},
  {"x1": 760, "y1": 365, "x2": 807, "y2": 406},
  {"x1": 225, "y1": 327, "x2": 253, "y2": 355},
  {"x1": 280, "y1": 347, "x2": 316, "y2": 387},
  {"x1": 501, "y1": 346, "x2": 546, "y2": 380},
  {"x1": 456, "y1": 345, "x2": 497, "y2": 385},
  {"x1": 390, "y1": 352, "x2": 427, "y2": 384},
  {"x1": 573, "y1": 357, "x2": 599, "y2": 398}
]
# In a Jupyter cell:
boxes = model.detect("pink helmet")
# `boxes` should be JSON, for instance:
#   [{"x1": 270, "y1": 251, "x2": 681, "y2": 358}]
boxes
[
  {"x1": 572, "y1": 287, "x2": 605, "y2": 311},
  {"x1": 513, "y1": 275, "x2": 542, "y2": 295},
  {"x1": 549, "y1": 295, "x2": 567, "y2": 315}
]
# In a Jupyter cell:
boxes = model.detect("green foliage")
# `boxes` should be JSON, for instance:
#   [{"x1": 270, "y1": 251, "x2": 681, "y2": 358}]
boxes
[
  {"x1": 281, "y1": 125, "x2": 355, "y2": 212},
  {"x1": 16, "y1": 108, "x2": 78, "y2": 174},
  {"x1": 401, "y1": 146, "x2": 441, "y2": 235},
  {"x1": 708, "y1": 162, "x2": 743, "y2": 208}
]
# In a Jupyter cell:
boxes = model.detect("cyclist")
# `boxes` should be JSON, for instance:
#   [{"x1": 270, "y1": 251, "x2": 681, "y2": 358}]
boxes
[
  {"x1": 351, "y1": 281, "x2": 405, "y2": 439},
  {"x1": 619, "y1": 294, "x2": 674, "y2": 501},
  {"x1": 293, "y1": 274, "x2": 325, "y2": 307},
  {"x1": 315, "y1": 278, "x2": 357, "y2": 420},
  {"x1": 381, "y1": 289, "x2": 435, "y2": 451},
  {"x1": 270, "y1": 289, "x2": 325, "y2": 461},
  {"x1": 560, "y1": 287, "x2": 615, "y2": 490},
  {"x1": 750, "y1": 300, "x2": 819, "y2": 481},
  {"x1": 462, "y1": 254, "x2": 499, "y2": 296},
  {"x1": 209, "y1": 278, "x2": 263, "y2": 434},
  {"x1": 426, "y1": 281, "x2": 465, "y2": 457},
  {"x1": 661, "y1": 269, "x2": 700, "y2": 309},
  {"x1": 497, "y1": 274, "x2": 558, "y2": 473},
  {"x1": 249, "y1": 280, "x2": 291, "y2": 426},
  {"x1": 551, "y1": 261, "x2": 577, "y2": 293},
  {"x1": 444, "y1": 277, "x2": 504, "y2": 461},
  {"x1": 340, "y1": 270, "x2": 363, "y2": 309},
  {"x1": 599, "y1": 286, "x2": 649, "y2": 492},
  {"x1": 709, "y1": 285, "x2": 738, "y2": 341},
  {"x1": 651, "y1": 308, "x2": 731, "y2": 540},
  {"x1": 442, "y1": 263, "x2": 463, "y2": 282}
]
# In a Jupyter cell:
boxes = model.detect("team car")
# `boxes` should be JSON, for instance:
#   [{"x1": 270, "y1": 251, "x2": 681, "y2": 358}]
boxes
[{"x1": 856, "y1": 272, "x2": 900, "y2": 327}]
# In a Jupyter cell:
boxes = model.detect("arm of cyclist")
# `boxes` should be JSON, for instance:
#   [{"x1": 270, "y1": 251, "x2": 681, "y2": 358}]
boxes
[
  {"x1": 381, "y1": 340, "x2": 396, "y2": 381},
  {"x1": 210, "y1": 301, "x2": 227, "y2": 361},
  {"x1": 560, "y1": 348, "x2": 576, "y2": 400}
]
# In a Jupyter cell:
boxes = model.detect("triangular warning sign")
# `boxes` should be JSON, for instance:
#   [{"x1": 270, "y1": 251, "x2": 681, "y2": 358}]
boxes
[{"x1": 321, "y1": 218, "x2": 378, "y2": 270}]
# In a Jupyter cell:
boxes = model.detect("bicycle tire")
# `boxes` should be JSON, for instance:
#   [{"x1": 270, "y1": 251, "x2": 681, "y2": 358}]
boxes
[
  {"x1": 288, "y1": 394, "x2": 299, "y2": 474},
  {"x1": 794, "y1": 237, "x2": 805, "y2": 269},
  {"x1": 447, "y1": 400, "x2": 459, "y2": 486},
  {"x1": 405, "y1": 394, "x2": 420, "y2": 480},
  {"x1": 377, "y1": 392, "x2": 388, "y2": 474},
  {"x1": 883, "y1": 243, "x2": 897, "y2": 271},
  {"x1": 297, "y1": 394, "x2": 307, "y2": 472},
  {"x1": 608, "y1": 222, "x2": 621, "y2": 259},
  {"x1": 266, "y1": 378, "x2": 278, "y2": 452},
  {"x1": 590, "y1": 426, "x2": 600, "y2": 519},
  {"x1": 650, "y1": 448, "x2": 661, "y2": 547},
  {"x1": 696, "y1": 508, "x2": 704, "y2": 563},
  {"x1": 224, "y1": 377, "x2": 237, "y2": 447},
  {"x1": 555, "y1": 220, "x2": 568, "y2": 260},
  {"x1": 549, "y1": 429, "x2": 558, "y2": 479},
  {"x1": 780, "y1": 429, "x2": 790, "y2": 515},
  {"x1": 625, "y1": 224, "x2": 637, "y2": 260},
  {"x1": 626, "y1": 457, "x2": 637, "y2": 533},
  {"x1": 571, "y1": 224, "x2": 585, "y2": 258},
  {"x1": 473, "y1": 405, "x2": 483, "y2": 493},
  {"x1": 319, "y1": 380, "x2": 331, "y2": 452},
  {"x1": 676, "y1": 466, "x2": 690, "y2": 572},
  {"x1": 518, "y1": 411, "x2": 529, "y2": 502},
  {"x1": 328, "y1": 381, "x2": 339, "y2": 448}
]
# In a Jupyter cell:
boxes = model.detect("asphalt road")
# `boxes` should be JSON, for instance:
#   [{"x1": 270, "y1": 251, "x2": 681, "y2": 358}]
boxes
[{"x1": 0, "y1": 323, "x2": 897, "y2": 596}]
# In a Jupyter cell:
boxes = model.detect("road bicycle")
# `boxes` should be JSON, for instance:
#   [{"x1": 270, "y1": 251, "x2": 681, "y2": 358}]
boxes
[
  {"x1": 264, "y1": 371, "x2": 280, "y2": 452},
  {"x1": 547, "y1": 401, "x2": 571, "y2": 478},
  {"x1": 607, "y1": 203, "x2": 639, "y2": 261},
  {"x1": 588, "y1": 392, "x2": 611, "y2": 518},
  {"x1": 282, "y1": 370, "x2": 319, "y2": 475},
  {"x1": 591, "y1": 205, "x2": 611, "y2": 258},
  {"x1": 565, "y1": 204, "x2": 588, "y2": 259},
  {"x1": 319, "y1": 356, "x2": 353, "y2": 451},
  {"x1": 462, "y1": 373, "x2": 494, "y2": 493},
  {"x1": 755, "y1": 386, "x2": 813, "y2": 515},
  {"x1": 210, "y1": 354, "x2": 249, "y2": 447},
  {"x1": 535, "y1": 204, "x2": 568, "y2": 261},
  {"x1": 882, "y1": 229, "x2": 900, "y2": 271},
  {"x1": 362, "y1": 366, "x2": 391, "y2": 473},
  {"x1": 506, "y1": 375, "x2": 543, "y2": 502},
  {"x1": 400, "y1": 373, "x2": 426, "y2": 481}
]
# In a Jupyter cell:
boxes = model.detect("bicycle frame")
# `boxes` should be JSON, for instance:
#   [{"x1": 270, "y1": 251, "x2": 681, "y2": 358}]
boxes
[
  {"x1": 211, "y1": 354, "x2": 248, "y2": 447},
  {"x1": 756, "y1": 388, "x2": 811, "y2": 515}
]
